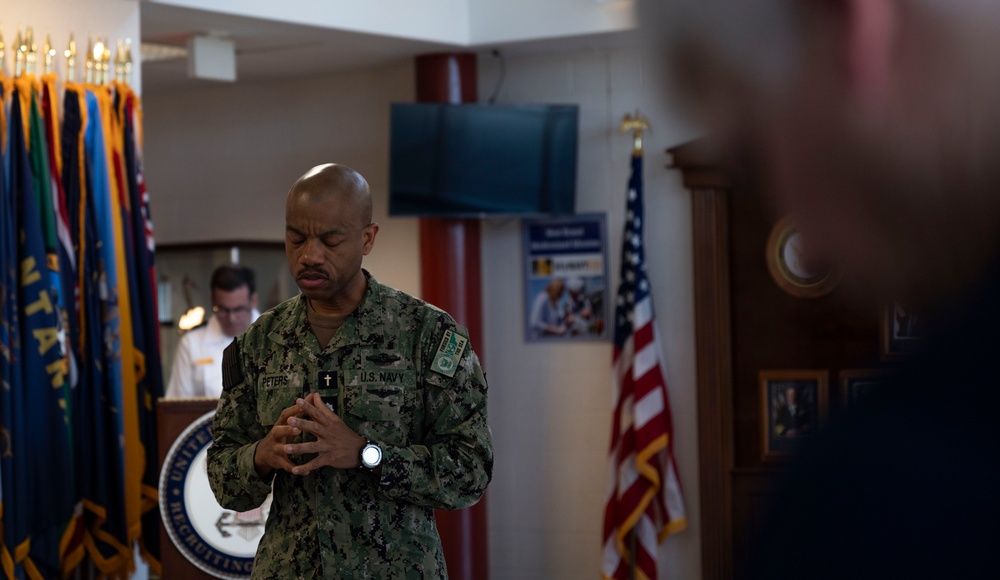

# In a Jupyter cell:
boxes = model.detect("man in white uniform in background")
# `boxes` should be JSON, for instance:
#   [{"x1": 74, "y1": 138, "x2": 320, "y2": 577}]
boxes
[{"x1": 166, "y1": 264, "x2": 260, "y2": 398}]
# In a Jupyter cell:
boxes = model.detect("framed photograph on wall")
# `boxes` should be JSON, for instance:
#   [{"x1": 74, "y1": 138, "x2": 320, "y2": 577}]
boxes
[
  {"x1": 881, "y1": 303, "x2": 923, "y2": 359},
  {"x1": 839, "y1": 369, "x2": 891, "y2": 408},
  {"x1": 522, "y1": 214, "x2": 609, "y2": 342},
  {"x1": 760, "y1": 370, "x2": 828, "y2": 461}
]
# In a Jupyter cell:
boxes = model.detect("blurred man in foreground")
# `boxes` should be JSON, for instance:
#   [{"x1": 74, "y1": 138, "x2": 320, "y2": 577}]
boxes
[{"x1": 647, "y1": 0, "x2": 1000, "y2": 577}]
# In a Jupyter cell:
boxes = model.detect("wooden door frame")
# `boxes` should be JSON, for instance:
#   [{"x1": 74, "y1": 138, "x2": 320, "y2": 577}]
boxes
[{"x1": 668, "y1": 141, "x2": 735, "y2": 580}]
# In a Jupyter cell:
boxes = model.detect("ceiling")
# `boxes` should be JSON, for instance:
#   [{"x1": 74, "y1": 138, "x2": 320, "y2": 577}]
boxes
[
  {"x1": 139, "y1": 3, "x2": 454, "y2": 93},
  {"x1": 140, "y1": 2, "x2": 637, "y2": 94}
]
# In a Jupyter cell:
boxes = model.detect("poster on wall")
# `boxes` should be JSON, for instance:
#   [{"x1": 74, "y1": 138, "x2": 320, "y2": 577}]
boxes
[{"x1": 523, "y1": 214, "x2": 609, "y2": 342}]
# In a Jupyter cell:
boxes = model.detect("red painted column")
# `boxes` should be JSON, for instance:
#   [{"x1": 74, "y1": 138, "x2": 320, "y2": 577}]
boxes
[{"x1": 415, "y1": 53, "x2": 489, "y2": 580}]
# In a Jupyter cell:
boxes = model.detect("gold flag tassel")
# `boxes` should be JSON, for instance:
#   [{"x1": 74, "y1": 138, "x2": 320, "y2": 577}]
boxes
[{"x1": 620, "y1": 109, "x2": 651, "y2": 158}]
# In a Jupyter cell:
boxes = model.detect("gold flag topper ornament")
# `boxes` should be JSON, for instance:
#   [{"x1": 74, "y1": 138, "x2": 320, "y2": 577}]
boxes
[
  {"x1": 620, "y1": 109, "x2": 651, "y2": 157},
  {"x1": 0, "y1": 26, "x2": 129, "y2": 85},
  {"x1": 44, "y1": 34, "x2": 56, "y2": 75},
  {"x1": 14, "y1": 28, "x2": 25, "y2": 77},
  {"x1": 25, "y1": 27, "x2": 36, "y2": 76},
  {"x1": 65, "y1": 34, "x2": 77, "y2": 83},
  {"x1": 115, "y1": 39, "x2": 125, "y2": 83},
  {"x1": 85, "y1": 35, "x2": 95, "y2": 84},
  {"x1": 102, "y1": 36, "x2": 111, "y2": 85},
  {"x1": 94, "y1": 36, "x2": 107, "y2": 85},
  {"x1": 124, "y1": 38, "x2": 133, "y2": 86}
]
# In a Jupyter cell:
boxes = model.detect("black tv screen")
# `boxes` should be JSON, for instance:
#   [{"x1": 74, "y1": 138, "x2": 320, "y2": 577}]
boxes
[{"x1": 389, "y1": 103, "x2": 578, "y2": 217}]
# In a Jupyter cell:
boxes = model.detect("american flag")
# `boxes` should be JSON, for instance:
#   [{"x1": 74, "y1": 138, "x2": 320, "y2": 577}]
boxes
[{"x1": 602, "y1": 154, "x2": 686, "y2": 580}]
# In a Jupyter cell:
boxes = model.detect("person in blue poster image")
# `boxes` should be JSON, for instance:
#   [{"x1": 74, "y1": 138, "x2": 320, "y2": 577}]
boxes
[
  {"x1": 529, "y1": 278, "x2": 570, "y2": 337},
  {"x1": 565, "y1": 277, "x2": 596, "y2": 336}
]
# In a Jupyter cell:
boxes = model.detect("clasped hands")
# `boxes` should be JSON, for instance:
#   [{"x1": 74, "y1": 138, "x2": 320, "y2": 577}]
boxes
[{"x1": 253, "y1": 391, "x2": 366, "y2": 479}]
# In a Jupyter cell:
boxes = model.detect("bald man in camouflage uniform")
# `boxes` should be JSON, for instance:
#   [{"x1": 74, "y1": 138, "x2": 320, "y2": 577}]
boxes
[{"x1": 207, "y1": 164, "x2": 493, "y2": 578}]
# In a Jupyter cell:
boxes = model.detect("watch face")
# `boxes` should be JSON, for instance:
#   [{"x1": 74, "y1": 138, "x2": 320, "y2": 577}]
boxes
[{"x1": 361, "y1": 444, "x2": 381, "y2": 467}]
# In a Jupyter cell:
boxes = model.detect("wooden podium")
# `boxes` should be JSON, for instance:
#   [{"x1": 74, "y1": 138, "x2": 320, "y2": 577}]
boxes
[{"x1": 157, "y1": 397, "x2": 221, "y2": 580}]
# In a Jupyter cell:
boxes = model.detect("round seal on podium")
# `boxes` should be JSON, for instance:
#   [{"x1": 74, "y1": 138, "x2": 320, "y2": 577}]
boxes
[{"x1": 159, "y1": 410, "x2": 271, "y2": 579}]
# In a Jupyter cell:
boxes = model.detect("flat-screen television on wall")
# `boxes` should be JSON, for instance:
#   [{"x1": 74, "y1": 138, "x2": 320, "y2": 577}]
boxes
[{"x1": 388, "y1": 103, "x2": 578, "y2": 217}]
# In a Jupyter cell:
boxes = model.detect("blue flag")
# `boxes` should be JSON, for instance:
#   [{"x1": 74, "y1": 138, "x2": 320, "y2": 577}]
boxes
[
  {"x1": 118, "y1": 88, "x2": 163, "y2": 571},
  {"x1": 74, "y1": 87, "x2": 131, "y2": 574},
  {"x1": 3, "y1": 79, "x2": 76, "y2": 580},
  {"x1": 0, "y1": 77, "x2": 25, "y2": 580}
]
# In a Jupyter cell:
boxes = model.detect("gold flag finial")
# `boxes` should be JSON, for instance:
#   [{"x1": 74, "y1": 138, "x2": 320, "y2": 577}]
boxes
[
  {"x1": 25, "y1": 27, "x2": 36, "y2": 76},
  {"x1": 114, "y1": 39, "x2": 122, "y2": 82},
  {"x1": 620, "y1": 109, "x2": 651, "y2": 157},
  {"x1": 65, "y1": 34, "x2": 77, "y2": 83},
  {"x1": 91, "y1": 36, "x2": 105, "y2": 84},
  {"x1": 124, "y1": 38, "x2": 133, "y2": 86},
  {"x1": 14, "y1": 27, "x2": 25, "y2": 77},
  {"x1": 85, "y1": 35, "x2": 94, "y2": 84},
  {"x1": 102, "y1": 36, "x2": 112, "y2": 85},
  {"x1": 44, "y1": 34, "x2": 56, "y2": 75}
]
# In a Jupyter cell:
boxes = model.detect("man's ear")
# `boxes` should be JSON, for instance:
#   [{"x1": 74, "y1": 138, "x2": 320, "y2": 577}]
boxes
[
  {"x1": 845, "y1": 0, "x2": 898, "y2": 108},
  {"x1": 251, "y1": 292, "x2": 259, "y2": 308},
  {"x1": 362, "y1": 223, "x2": 379, "y2": 256}
]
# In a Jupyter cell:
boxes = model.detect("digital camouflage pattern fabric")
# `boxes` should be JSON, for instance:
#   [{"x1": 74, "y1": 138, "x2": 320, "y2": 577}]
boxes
[{"x1": 207, "y1": 272, "x2": 493, "y2": 578}]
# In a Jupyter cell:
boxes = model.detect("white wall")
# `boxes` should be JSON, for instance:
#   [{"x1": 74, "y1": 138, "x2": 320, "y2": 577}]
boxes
[
  {"x1": 3, "y1": 0, "x2": 141, "y2": 90},
  {"x1": 478, "y1": 45, "x2": 702, "y2": 580},
  {"x1": 143, "y1": 62, "x2": 423, "y2": 297}
]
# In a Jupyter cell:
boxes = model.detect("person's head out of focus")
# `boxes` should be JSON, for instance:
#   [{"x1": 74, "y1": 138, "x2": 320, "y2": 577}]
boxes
[
  {"x1": 567, "y1": 277, "x2": 586, "y2": 299},
  {"x1": 547, "y1": 278, "x2": 567, "y2": 302},
  {"x1": 285, "y1": 163, "x2": 379, "y2": 315},
  {"x1": 211, "y1": 264, "x2": 257, "y2": 337},
  {"x1": 648, "y1": 0, "x2": 1000, "y2": 306},
  {"x1": 785, "y1": 387, "x2": 797, "y2": 407}
]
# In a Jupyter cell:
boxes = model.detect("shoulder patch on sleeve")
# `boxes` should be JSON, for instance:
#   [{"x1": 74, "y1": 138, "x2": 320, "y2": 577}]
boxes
[
  {"x1": 221, "y1": 339, "x2": 245, "y2": 389},
  {"x1": 431, "y1": 329, "x2": 468, "y2": 378}
]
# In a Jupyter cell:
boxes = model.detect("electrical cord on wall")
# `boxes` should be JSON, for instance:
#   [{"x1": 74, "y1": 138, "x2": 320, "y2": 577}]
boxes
[{"x1": 488, "y1": 49, "x2": 506, "y2": 104}]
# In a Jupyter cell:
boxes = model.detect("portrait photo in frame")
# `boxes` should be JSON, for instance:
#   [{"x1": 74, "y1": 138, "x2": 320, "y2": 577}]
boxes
[{"x1": 760, "y1": 370, "x2": 828, "y2": 461}]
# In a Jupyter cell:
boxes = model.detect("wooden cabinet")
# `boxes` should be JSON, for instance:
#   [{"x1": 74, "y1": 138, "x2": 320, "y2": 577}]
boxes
[{"x1": 669, "y1": 141, "x2": 881, "y2": 579}]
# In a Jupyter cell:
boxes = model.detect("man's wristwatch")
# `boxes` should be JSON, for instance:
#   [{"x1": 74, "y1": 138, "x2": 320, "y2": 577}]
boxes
[{"x1": 360, "y1": 440, "x2": 382, "y2": 470}]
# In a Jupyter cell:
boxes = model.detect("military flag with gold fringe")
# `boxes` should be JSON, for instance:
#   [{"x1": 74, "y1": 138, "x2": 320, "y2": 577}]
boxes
[
  {"x1": 2, "y1": 76, "x2": 77, "y2": 580},
  {"x1": 0, "y1": 65, "x2": 163, "y2": 579},
  {"x1": 116, "y1": 84, "x2": 163, "y2": 573}
]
